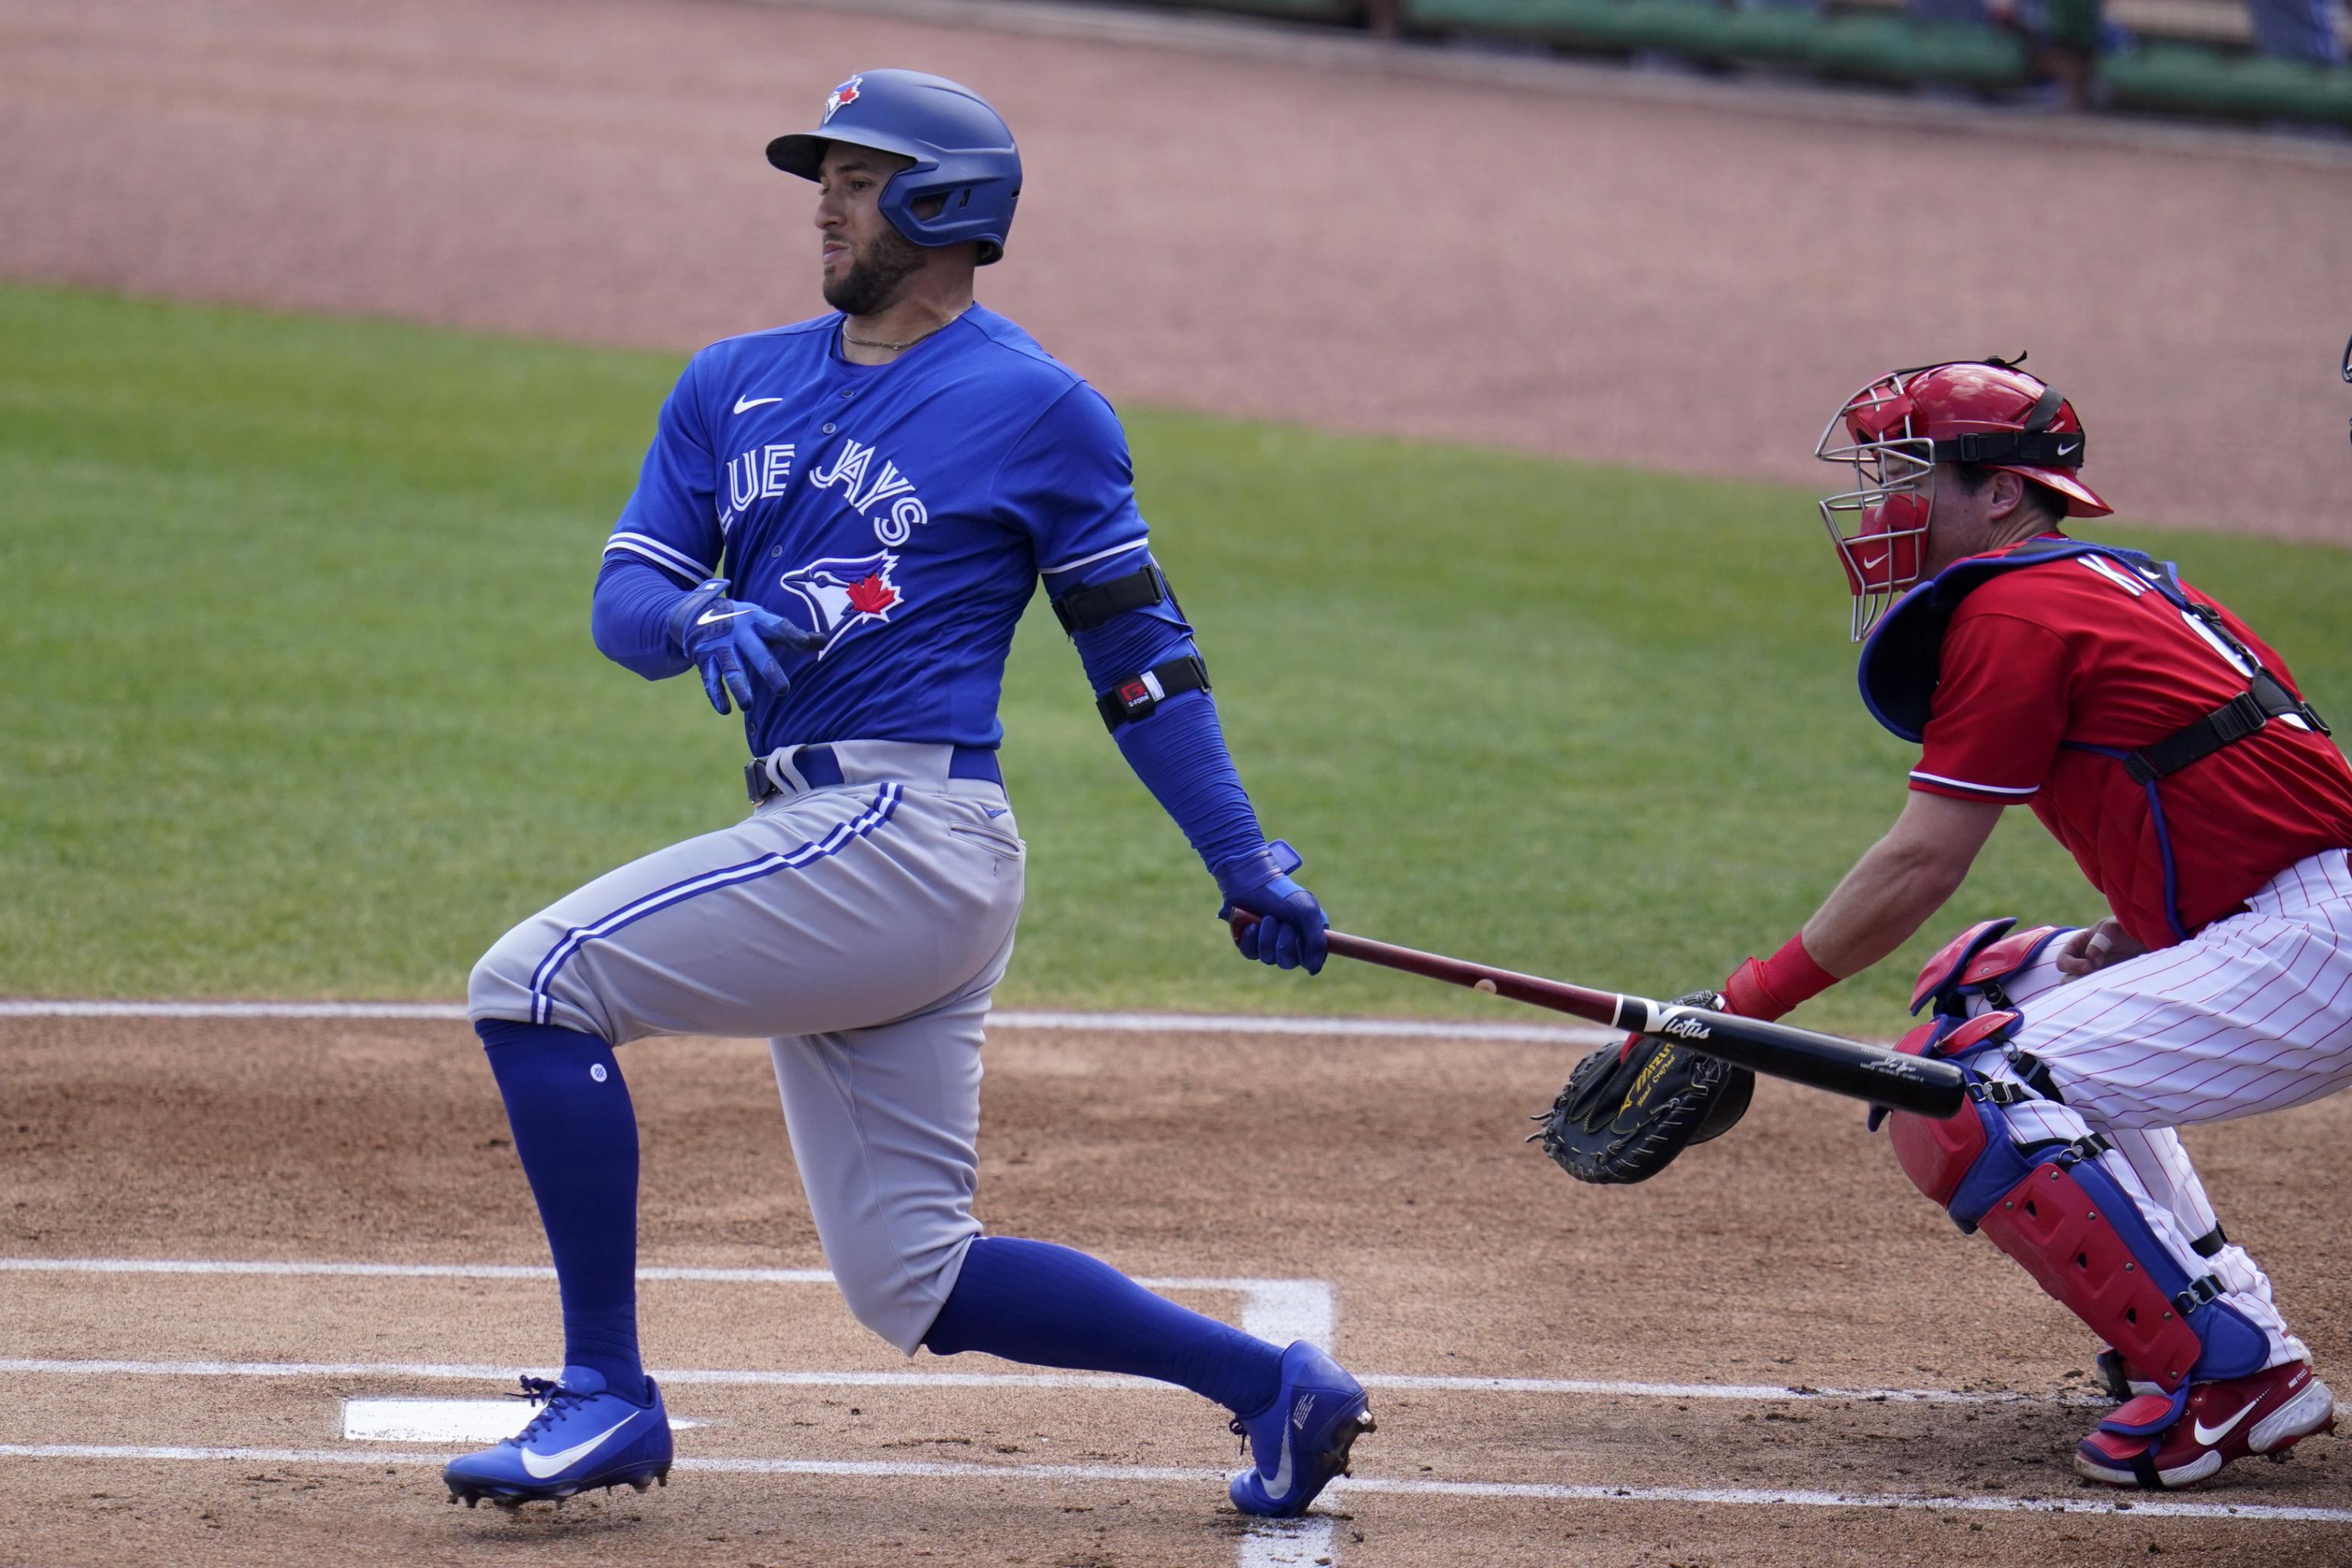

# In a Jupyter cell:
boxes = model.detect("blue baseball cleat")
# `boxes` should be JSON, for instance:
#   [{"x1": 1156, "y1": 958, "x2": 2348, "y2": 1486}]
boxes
[
  {"x1": 1227, "y1": 1341, "x2": 1375, "y2": 1517},
  {"x1": 443, "y1": 1367, "x2": 673, "y2": 1510}
]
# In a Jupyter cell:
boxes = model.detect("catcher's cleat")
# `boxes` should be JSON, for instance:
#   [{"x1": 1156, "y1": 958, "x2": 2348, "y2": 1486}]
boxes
[
  {"x1": 2076, "y1": 1360, "x2": 2334, "y2": 1490},
  {"x1": 1227, "y1": 1341, "x2": 1375, "y2": 1518},
  {"x1": 443, "y1": 1366, "x2": 673, "y2": 1509}
]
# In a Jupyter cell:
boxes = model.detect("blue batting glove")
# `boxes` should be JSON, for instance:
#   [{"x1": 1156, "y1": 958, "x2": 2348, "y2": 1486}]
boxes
[
  {"x1": 1214, "y1": 840, "x2": 1328, "y2": 975},
  {"x1": 665, "y1": 579, "x2": 825, "y2": 717}
]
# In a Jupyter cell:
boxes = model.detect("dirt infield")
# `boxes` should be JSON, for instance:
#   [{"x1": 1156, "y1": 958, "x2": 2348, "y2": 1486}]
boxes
[
  {"x1": 5, "y1": 1013, "x2": 2350, "y2": 1565},
  {"x1": 8, "y1": 2, "x2": 2352, "y2": 1563},
  {"x1": 2, "y1": 0, "x2": 2347, "y2": 540}
]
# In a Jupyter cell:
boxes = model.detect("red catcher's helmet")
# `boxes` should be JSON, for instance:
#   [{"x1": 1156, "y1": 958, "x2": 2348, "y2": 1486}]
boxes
[{"x1": 1815, "y1": 358, "x2": 2111, "y2": 639}]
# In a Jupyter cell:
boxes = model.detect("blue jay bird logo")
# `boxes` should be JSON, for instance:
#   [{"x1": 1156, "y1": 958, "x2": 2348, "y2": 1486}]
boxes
[{"x1": 779, "y1": 551, "x2": 903, "y2": 656}]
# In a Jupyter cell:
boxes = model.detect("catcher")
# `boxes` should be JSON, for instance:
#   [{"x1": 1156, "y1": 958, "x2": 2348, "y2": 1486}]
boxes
[{"x1": 1540, "y1": 357, "x2": 2352, "y2": 1489}]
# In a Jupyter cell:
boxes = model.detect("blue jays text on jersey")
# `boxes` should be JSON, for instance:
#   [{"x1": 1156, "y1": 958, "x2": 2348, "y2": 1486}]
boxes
[{"x1": 603, "y1": 305, "x2": 1148, "y2": 753}]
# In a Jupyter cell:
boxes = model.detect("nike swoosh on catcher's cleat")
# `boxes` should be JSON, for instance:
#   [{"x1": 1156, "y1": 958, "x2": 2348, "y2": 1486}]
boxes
[{"x1": 2191, "y1": 1400, "x2": 2259, "y2": 1446}]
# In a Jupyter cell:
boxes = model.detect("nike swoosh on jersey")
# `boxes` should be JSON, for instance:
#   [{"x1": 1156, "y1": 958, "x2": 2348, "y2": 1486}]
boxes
[
  {"x1": 733, "y1": 395, "x2": 784, "y2": 414},
  {"x1": 518, "y1": 1413, "x2": 639, "y2": 1478},
  {"x1": 696, "y1": 607, "x2": 757, "y2": 626},
  {"x1": 2191, "y1": 1400, "x2": 2259, "y2": 1446}
]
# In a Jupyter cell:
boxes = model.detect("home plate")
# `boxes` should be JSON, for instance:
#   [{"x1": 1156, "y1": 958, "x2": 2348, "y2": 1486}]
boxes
[{"x1": 341, "y1": 1398, "x2": 706, "y2": 1444}]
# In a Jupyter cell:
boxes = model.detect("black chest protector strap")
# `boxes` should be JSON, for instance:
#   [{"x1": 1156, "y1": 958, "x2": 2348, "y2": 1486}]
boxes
[{"x1": 2122, "y1": 606, "x2": 2331, "y2": 786}]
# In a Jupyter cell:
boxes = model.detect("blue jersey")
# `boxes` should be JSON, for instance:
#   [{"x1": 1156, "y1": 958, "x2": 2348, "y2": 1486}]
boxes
[{"x1": 604, "y1": 306, "x2": 1148, "y2": 753}]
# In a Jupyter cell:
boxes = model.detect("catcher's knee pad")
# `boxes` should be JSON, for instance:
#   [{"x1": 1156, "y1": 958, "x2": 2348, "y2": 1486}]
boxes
[
  {"x1": 1883, "y1": 1011, "x2": 2267, "y2": 1392},
  {"x1": 1910, "y1": 916, "x2": 2073, "y2": 1021}
]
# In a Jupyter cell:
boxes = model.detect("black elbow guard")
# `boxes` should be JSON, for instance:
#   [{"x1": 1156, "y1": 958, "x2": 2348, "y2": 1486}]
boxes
[{"x1": 1051, "y1": 564, "x2": 1171, "y2": 635}]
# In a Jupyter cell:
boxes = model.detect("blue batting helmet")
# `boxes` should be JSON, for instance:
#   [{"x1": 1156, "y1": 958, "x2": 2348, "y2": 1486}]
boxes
[{"x1": 767, "y1": 70, "x2": 1021, "y2": 266}]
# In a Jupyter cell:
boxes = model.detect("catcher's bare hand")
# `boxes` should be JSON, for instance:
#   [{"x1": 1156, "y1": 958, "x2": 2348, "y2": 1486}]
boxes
[{"x1": 2053, "y1": 918, "x2": 2145, "y2": 982}]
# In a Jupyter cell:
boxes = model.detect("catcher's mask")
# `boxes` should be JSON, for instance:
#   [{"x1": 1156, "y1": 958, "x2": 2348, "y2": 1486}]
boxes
[{"x1": 1815, "y1": 357, "x2": 2110, "y2": 640}]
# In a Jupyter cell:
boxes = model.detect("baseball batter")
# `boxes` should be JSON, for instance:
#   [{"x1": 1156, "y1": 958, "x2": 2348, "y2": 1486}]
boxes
[
  {"x1": 442, "y1": 70, "x2": 1372, "y2": 1516},
  {"x1": 1687, "y1": 358, "x2": 2351, "y2": 1488}
]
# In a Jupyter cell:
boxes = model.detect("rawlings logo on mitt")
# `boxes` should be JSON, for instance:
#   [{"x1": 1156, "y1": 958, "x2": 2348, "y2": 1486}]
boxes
[{"x1": 1530, "y1": 991, "x2": 1756, "y2": 1184}]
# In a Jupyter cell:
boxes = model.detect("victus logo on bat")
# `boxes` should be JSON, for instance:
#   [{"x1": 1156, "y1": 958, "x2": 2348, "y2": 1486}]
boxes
[{"x1": 780, "y1": 551, "x2": 903, "y2": 657}]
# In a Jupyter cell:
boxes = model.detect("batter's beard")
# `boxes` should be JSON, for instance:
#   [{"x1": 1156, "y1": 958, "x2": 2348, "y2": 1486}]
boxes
[{"x1": 822, "y1": 227, "x2": 930, "y2": 318}]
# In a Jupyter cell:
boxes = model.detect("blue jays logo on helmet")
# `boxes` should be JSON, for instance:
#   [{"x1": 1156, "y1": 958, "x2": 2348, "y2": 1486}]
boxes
[
  {"x1": 822, "y1": 75, "x2": 862, "y2": 124},
  {"x1": 780, "y1": 551, "x2": 903, "y2": 655}
]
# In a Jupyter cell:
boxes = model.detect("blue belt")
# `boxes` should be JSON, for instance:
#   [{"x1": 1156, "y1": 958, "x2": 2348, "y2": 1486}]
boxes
[{"x1": 745, "y1": 744, "x2": 1001, "y2": 802}]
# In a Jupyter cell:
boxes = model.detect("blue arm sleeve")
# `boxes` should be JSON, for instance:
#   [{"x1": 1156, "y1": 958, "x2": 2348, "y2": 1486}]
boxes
[
  {"x1": 1106, "y1": 688, "x2": 1267, "y2": 875},
  {"x1": 1069, "y1": 591, "x2": 1265, "y2": 875},
  {"x1": 592, "y1": 557, "x2": 692, "y2": 681}
]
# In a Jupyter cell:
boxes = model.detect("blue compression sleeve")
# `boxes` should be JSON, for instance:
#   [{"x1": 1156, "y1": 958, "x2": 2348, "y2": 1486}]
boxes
[
  {"x1": 1109, "y1": 688, "x2": 1266, "y2": 872},
  {"x1": 592, "y1": 557, "x2": 693, "y2": 681},
  {"x1": 925, "y1": 1236, "x2": 1282, "y2": 1415},
  {"x1": 1068, "y1": 599, "x2": 1266, "y2": 873}
]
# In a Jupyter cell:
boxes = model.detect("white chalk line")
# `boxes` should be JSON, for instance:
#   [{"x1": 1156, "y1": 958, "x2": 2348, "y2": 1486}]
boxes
[
  {"x1": 340, "y1": 1398, "x2": 705, "y2": 1443},
  {"x1": 0, "y1": 998, "x2": 1611, "y2": 1046},
  {"x1": 2, "y1": 1443, "x2": 2343, "y2": 1524},
  {"x1": 0, "y1": 1256, "x2": 1331, "y2": 1348},
  {"x1": 0, "y1": 1357, "x2": 2101, "y2": 1408},
  {"x1": 1237, "y1": 1516, "x2": 1334, "y2": 1568}
]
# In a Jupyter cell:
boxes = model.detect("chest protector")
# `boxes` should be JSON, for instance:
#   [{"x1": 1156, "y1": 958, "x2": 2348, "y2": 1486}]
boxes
[{"x1": 1856, "y1": 539, "x2": 2331, "y2": 940}]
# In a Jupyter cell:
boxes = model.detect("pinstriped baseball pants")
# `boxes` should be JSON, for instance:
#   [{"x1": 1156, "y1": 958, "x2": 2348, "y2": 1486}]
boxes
[{"x1": 1968, "y1": 849, "x2": 2352, "y2": 1373}]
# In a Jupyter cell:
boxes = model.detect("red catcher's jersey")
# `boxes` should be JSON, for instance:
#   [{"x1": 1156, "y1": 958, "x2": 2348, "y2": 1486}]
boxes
[{"x1": 1909, "y1": 539, "x2": 2352, "y2": 952}]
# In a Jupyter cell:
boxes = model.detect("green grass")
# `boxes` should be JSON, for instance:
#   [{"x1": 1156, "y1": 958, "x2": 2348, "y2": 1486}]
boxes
[{"x1": 5, "y1": 284, "x2": 2349, "y2": 1033}]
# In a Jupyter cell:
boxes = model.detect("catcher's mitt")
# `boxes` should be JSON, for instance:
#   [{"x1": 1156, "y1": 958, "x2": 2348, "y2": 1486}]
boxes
[{"x1": 1531, "y1": 991, "x2": 1755, "y2": 1184}]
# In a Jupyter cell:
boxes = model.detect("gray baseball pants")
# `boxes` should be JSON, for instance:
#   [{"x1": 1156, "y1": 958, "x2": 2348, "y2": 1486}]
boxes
[{"x1": 469, "y1": 741, "x2": 1026, "y2": 1353}]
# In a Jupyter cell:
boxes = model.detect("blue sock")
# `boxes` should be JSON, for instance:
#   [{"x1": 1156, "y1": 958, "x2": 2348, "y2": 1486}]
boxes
[
  {"x1": 923, "y1": 1236, "x2": 1283, "y2": 1416},
  {"x1": 476, "y1": 1019, "x2": 645, "y2": 1398}
]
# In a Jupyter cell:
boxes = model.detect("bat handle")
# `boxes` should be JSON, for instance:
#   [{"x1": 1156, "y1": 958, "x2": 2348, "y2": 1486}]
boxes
[{"x1": 1225, "y1": 908, "x2": 1263, "y2": 946}]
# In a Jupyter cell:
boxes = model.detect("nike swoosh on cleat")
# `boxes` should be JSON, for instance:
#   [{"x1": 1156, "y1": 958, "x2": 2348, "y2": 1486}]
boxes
[
  {"x1": 2192, "y1": 1400, "x2": 2259, "y2": 1446},
  {"x1": 696, "y1": 608, "x2": 757, "y2": 626},
  {"x1": 519, "y1": 1414, "x2": 638, "y2": 1478},
  {"x1": 1262, "y1": 1421, "x2": 1295, "y2": 1499},
  {"x1": 733, "y1": 395, "x2": 783, "y2": 414}
]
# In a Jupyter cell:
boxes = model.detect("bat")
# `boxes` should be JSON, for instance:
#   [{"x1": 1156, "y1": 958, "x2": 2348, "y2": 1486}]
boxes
[{"x1": 1228, "y1": 914, "x2": 1965, "y2": 1119}]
